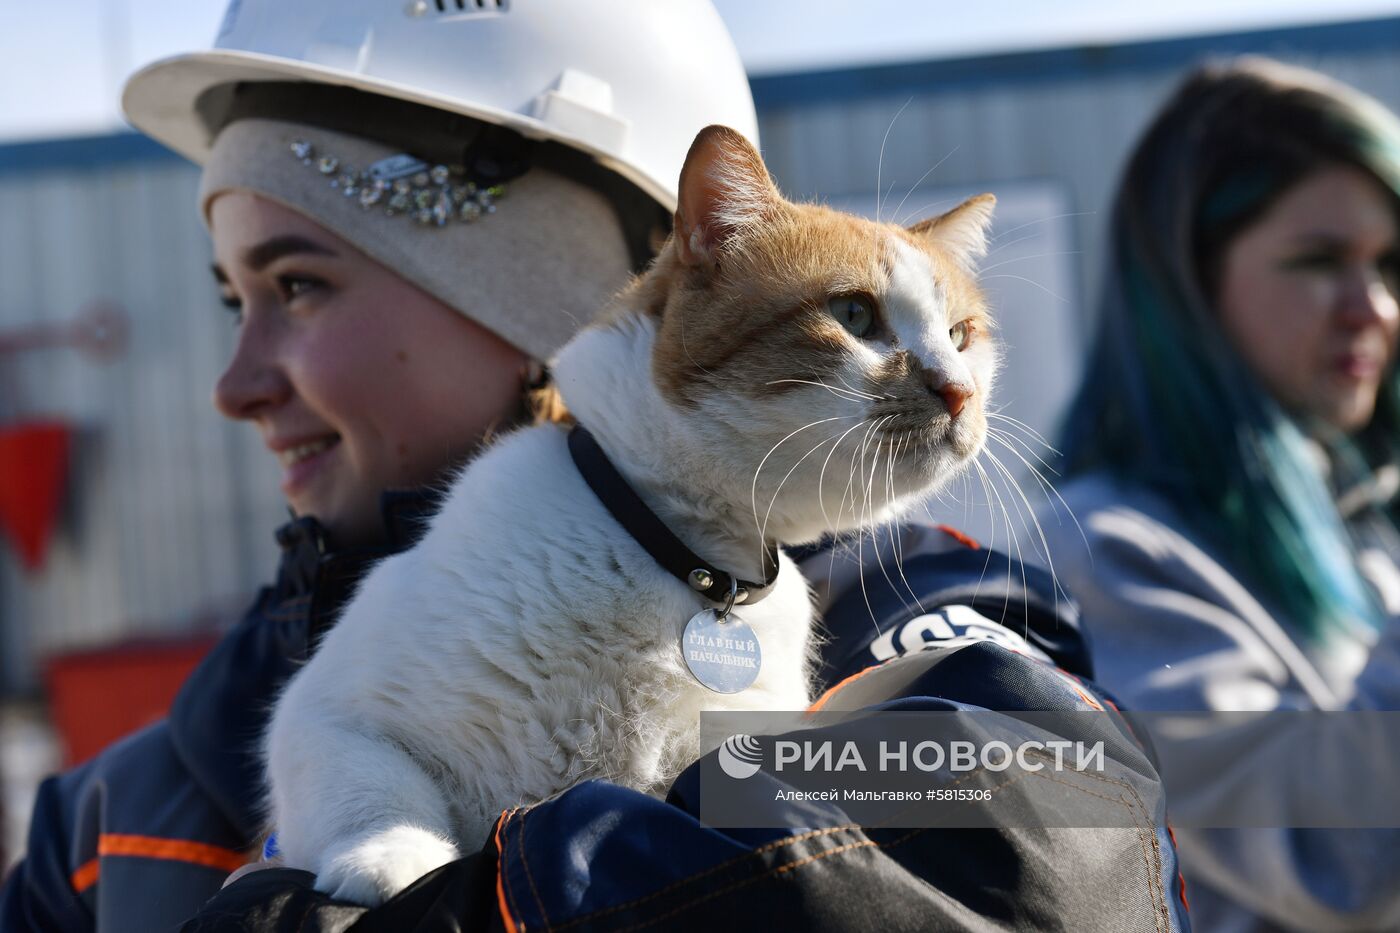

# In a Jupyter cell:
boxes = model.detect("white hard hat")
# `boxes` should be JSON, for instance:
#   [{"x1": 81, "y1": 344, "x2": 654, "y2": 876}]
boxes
[{"x1": 121, "y1": 0, "x2": 759, "y2": 211}]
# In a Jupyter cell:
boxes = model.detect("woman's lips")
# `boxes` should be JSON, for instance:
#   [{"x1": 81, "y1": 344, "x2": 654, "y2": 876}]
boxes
[
  {"x1": 1333, "y1": 352, "x2": 1384, "y2": 380},
  {"x1": 278, "y1": 435, "x2": 342, "y2": 495}
]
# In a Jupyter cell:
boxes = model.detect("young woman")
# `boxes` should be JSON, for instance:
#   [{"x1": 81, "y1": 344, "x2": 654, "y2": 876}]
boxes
[
  {"x1": 1050, "y1": 57, "x2": 1400, "y2": 931},
  {"x1": 2, "y1": 3, "x2": 1184, "y2": 929}
]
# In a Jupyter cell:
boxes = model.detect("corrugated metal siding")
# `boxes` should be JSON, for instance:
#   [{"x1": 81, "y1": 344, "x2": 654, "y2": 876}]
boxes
[{"x1": 0, "y1": 161, "x2": 284, "y2": 693}]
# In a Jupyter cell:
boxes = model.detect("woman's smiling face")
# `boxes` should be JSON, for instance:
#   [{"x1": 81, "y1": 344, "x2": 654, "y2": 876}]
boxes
[
  {"x1": 210, "y1": 191, "x2": 528, "y2": 546},
  {"x1": 1217, "y1": 164, "x2": 1400, "y2": 433}
]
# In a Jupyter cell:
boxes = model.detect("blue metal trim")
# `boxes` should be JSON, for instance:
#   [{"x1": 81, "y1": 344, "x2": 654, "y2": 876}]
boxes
[
  {"x1": 750, "y1": 15, "x2": 1400, "y2": 109},
  {"x1": 0, "y1": 131, "x2": 185, "y2": 178}
]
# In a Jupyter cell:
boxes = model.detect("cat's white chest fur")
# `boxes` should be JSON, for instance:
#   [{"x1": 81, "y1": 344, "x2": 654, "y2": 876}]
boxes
[{"x1": 264, "y1": 316, "x2": 814, "y2": 906}]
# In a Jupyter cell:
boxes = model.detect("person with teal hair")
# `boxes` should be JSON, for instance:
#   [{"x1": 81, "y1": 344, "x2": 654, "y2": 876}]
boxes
[{"x1": 1045, "y1": 56, "x2": 1400, "y2": 931}]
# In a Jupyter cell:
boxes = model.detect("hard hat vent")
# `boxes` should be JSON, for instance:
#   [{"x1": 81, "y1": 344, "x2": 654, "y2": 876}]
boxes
[{"x1": 428, "y1": 0, "x2": 508, "y2": 13}]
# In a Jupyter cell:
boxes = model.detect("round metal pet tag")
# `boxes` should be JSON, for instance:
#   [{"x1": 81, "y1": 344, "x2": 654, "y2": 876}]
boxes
[{"x1": 683, "y1": 609, "x2": 762, "y2": 694}]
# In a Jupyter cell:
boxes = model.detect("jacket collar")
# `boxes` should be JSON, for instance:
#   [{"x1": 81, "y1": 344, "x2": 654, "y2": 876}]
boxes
[
  {"x1": 271, "y1": 488, "x2": 442, "y2": 648},
  {"x1": 166, "y1": 487, "x2": 442, "y2": 841}
]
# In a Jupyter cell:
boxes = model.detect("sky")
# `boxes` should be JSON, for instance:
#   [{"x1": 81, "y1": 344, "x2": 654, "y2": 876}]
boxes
[{"x1": 3, "y1": 0, "x2": 1400, "y2": 143}]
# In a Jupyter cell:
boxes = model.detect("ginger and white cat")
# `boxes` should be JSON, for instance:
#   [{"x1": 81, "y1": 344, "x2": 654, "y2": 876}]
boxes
[{"x1": 264, "y1": 125, "x2": 998, "y2": 905}]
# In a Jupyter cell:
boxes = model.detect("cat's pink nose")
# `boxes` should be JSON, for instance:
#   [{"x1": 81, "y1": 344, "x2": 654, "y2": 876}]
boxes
[
  {"x1": 917, "y1": 366, "x2": 973, "y2": 418},
  {"x1": 936, "y1": 382, "x2": 973, "y2": 418}
]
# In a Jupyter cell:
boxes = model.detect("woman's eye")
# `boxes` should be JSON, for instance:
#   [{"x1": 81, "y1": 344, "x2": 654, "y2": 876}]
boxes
[
  {"x1": 1283, "y1": 252, "x2": 1343, "y2": 272},
  {"x1": 828, "y1": 294, "x2": 876, "y2": 338},
  {"x1": 1377, "y1": 251, "x2": 1400, "y2": 290},
  {"x1": 949, "y1": 320, "x2": 973, "y2": 351},
  {"x1": 279, "y1": 275, "x2": 325, "y2": 302},
  {"x1": 219, "y1": 293, "x2": 244, "y2": 326}
]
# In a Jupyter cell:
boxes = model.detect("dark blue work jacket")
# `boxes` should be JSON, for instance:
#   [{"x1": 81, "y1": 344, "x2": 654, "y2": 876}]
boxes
[{"x1": 0, "y1": 494, "x2": 1189, "y2": 932}]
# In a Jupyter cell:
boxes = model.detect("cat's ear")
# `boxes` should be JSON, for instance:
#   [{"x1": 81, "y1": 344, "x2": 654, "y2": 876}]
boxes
[
  {"x1": 908, "y1": 194, "x2": 996, "y2": 273},
  {"x1": 674, "y1": 125, "x2": 781, "y2": 268}
]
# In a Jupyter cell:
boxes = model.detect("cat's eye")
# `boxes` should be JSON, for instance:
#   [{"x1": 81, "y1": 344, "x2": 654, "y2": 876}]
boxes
[
  {"x1": 828, "y1": 293, "x2": 876, "y2": 338},
  {"x1": 949, "y1": 320, "x2": 973, "y2": 351}
]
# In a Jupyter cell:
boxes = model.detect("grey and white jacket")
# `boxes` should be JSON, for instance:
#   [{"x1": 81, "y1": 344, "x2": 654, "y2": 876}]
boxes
[{"x1": 1041, "y1": 470, "x2": 1400, "y2": 933}]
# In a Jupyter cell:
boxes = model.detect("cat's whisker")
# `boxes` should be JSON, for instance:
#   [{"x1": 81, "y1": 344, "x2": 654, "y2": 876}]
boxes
[
  {"x1": 985, "y1": 432, "x2": 1077, "y2": 557},
  {"x1": 985, "y1": 429, "x2": 1092, "y2": 569},
  {"x1": 970, "y1": 454, "x2": 1001, "y2": 556},
  {"x1": 986, "y1": 426, "x2": 1061, "y2": 482},
  {"x1": 675, "y1": 303, "x2": 719, "y2": 380},
  {"x1": 750, "y1": 416, "x2": 859, "y2": 560},
  {"x1": 957, "y1": 460, "x2": 995, "y2": 600},
  {"x1": 894, "y1": 197, "x2": 958, "y2": 231},
  {"x1": 875, "y1": 97, "x2": 914, "y2": 222},
  {"x1": 987, "y1": 210, "x2": 1095, "y2": 245},
  {"x1": 855, "y1": 418, "x2": 886, "y2": 528},
  {"x1": 985, "y1": 434, "x2": 1081, "y2": 615},
  {"x1": 982, "y1": 446, "x2": 1056, "y2": 624},
  {"x1": 839, "y1": 416, "x2": 883, "y2": 534},
  {"x1": 817, "y1": 418, "x2": 877, "y2": 532},
  {"x1": 983, "y1": 229, "x2": 1046, "y2": 257},
  {"x1": 857, "y1": 424, "x2": 886, "y2": 628},
  {"x1": 962, "y1": 467, "x2": 975, "y2": 531},
  {"x1": 943, "y1": 464, "x2": 998, "y2": 610},
  {"x1": 860, "y1": 428, "x2": 918, "y2": 622},
  {"x1": 978, "y1": 250, "x2": 1081, "y2": 275},
  {"x1": 886, "y1": 433, "x2": 928, "y2": 615},
  {"x1": 972, "y1": 455, "x2": 1018, "y2": 624},
  {"x1": 984, "y1": 447, "x2": 1070, "y2": 638},
  {"x1": 829, "y1": 417, "x2": 882, "y2": 592},
  {"x1": 984, "y1": 425, "x2": 1071, "y2": 509},
  {"x1": 882, "y1": 178, "x2": 900, "y2": 222},
  {"x1": 851, "y1": 416, "x2": 892, "y2": 637},
  {"x1": 759, "y1": 428, "x2": 852, "y2": 553},
  {"x1": 982, "y1": 449, "x2": 1038, "y2": 554},
  {"x1": 765, "y1": 378, "x2": 878, "y2": 402},
  {"x1": 890, "y1": 145, "x2": 960, "y2": 229},
  {"x1": 985, "y1": 420, "x2": 1071, "y2": 495},
  {"x1": 985, "y1": 411, "x2": 1059, "y2": 455},
  {"x1": 980, "y1": 273, "x2": 1070, "y2": 305},
  {"x1": 836, "y1": 372, "x2": 885, "y2": 402}
]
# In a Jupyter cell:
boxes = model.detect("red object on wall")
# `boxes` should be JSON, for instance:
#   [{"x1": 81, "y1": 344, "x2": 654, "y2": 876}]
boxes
[
  {"x1": 0, "y1": 420, "x2": 71, "y2": 571},
  {"x1": 44, "y1": 635, "x2": 219, "y2": 766}
]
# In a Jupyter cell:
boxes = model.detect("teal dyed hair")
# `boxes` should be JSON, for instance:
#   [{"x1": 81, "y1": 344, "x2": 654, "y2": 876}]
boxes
[{"x1": 1062, "y1": 57, "x2": 1400, "y2": 639}]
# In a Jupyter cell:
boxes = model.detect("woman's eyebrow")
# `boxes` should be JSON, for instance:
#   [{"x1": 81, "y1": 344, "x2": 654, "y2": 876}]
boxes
[
  {"x1": 1284, "y1": 231, "x2": 1350, "y2": 249},
  {"x1": 242, "y1": 235, "x2": 338, "y2": 271}
]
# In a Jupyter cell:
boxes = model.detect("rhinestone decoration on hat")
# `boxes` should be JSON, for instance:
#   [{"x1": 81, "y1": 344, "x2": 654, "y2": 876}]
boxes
[{"x1": 290, "y1": 139, "x2": 506, "y2": 227}]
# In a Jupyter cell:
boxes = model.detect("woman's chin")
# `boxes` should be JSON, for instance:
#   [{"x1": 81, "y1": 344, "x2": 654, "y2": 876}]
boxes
[{"x1": 1315, "y1": 386, "x2": 1379, "y2": 434}]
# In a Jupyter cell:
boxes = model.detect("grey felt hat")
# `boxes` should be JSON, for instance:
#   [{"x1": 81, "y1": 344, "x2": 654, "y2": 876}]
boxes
[{"x1": 199, "y1": 118, "x2": 633, "y2": 361}]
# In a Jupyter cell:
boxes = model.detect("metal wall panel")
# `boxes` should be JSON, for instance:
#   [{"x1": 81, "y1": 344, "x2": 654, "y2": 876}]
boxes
[{"x1": 0, "y1": 161, "x2": 284, "y2": 693}]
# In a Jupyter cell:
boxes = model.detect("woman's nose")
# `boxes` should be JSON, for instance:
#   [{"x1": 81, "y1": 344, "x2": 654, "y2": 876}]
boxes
[
  {"x1": 213, "y1": 317, "x2": 292, "y2": 420},
  {"x1": 1337, "y1": 265, "x2": 1400, "y2": 331}
]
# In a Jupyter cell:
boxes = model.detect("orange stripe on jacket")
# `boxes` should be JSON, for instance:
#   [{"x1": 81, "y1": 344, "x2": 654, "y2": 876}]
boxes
[
  {"x1": 70, "y1": 859, "x2": 100, "y2": 894},
  {"x1": 494, "y1": 810, "x2": 522, "y2": 933},
  {"x1": 70, "y1": 835, "x2": 247, "y2": 893},
  {"x1": 936, "y1": 525, "x2": 980, "y2": 550},
  {"x1": 806, "y1": 662, "x2": 883, "y2": 714}
]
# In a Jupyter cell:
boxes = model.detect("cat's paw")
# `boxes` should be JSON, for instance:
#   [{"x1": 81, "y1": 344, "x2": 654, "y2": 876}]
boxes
[{"x1": 314, "y1": 826, "x2": 461, "y2": 907}]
